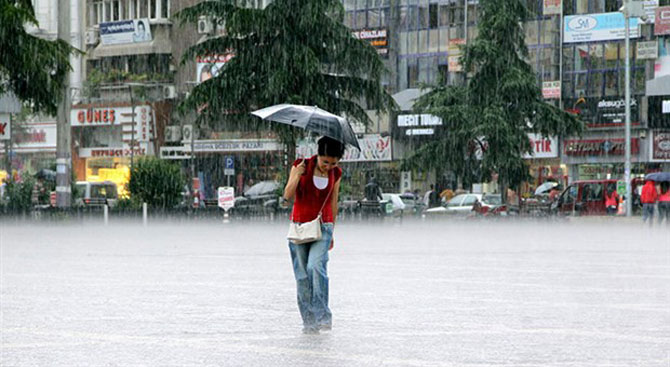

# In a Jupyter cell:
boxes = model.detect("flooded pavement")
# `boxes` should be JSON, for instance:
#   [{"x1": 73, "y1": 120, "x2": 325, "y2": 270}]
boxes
[{"x1": 1, "y1": 220, "x2": 669, "y2": 366}]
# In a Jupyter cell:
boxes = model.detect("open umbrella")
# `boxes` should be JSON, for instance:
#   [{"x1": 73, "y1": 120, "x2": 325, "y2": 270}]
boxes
[
  {"x1": 534, "y1": 181, "x2": 558, "y2": 196},
  {"x1": 251, "y1": 104, "x2": 361, "y2": 150},
  {"x1": 645, "y1": 172, "x2": 670, "y2": 182}
]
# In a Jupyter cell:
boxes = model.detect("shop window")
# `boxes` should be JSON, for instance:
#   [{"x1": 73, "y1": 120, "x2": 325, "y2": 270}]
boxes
[
  {"x1": 562, "y1": 74, "x2": 575, "y2": 99},
  {"x1": 604, "y1": 43, "x2": 619, "y2": 68},
  {"x1": 576, "y1": 0, "x2": 588, "y2": 14},
  {"x1": 588, "y1": 72, "x2": 603, "y2": 97},
  {"x1": 525, "y1": 20, "x2": 540, "y2": 45},
  {"x1": 344, "y1": 0, "x2": 355, "y2": 10},
  {"x1": 575, "y1": 72, "x2": 587, "y2": 97},
  {"x1": 575, "y1": 45, "x2": 588, "y2": 71},
  {"x1": 604, "y1": 71, "x2": 617, "y2": 96},
  {"x1": 633, "y1": 68, "x2": 645, "y2": 95},
  {"x1": 467, "y1": 4, "x2": 477, "y2": 23}
]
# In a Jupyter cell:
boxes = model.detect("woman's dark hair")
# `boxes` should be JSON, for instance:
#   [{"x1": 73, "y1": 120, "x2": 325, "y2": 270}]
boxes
[
  {"x1": 661, "y1": 182, "x2": 669, "y2": 195},
  {"x1": 317, "y1": 136, "x2": 345, "y2": 159}
]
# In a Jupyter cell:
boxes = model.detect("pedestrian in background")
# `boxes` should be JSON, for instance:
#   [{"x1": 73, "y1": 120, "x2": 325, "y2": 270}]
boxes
[
  {"x1": 658, "y1": 182, "x2": 670, "y2": 226},
  {"x1": 283, "y1": 136, "x2": 344, "y2": 334},
  {"x1": 423, "y1": 184, "x2": 436, "y2": 208},
  {"x1": 605, "y1": 186, "x2": 619, "y2": 216},
  {"x1": 640, "y1": 180, "x2": 658, "y2": 226}
]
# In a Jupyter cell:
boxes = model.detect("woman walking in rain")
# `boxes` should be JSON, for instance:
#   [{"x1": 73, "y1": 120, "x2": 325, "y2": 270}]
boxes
[{"x1": 283, "y1": 136, "x2": 344, "y2": 334}]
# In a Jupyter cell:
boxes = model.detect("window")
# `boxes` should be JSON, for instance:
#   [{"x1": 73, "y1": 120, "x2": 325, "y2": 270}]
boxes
[
  {"x1": 408, "y1": 62, "x2": 419, "y2": 87},
  {"x1": 462, "y1": 195, "x2": 478, "y2": 206},
  {"x1": 429, "y1": 3, "x2": 438, "y2": 29}
]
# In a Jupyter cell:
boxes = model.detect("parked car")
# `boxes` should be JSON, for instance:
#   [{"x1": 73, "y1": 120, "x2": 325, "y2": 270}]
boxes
[
  {"x1": 551, "y1": 179, "x2": 644, "y2": 216},
  {"x1": 425, "y1": 193, "x2": 503, "y2": 216},
  {"x1": 74, "y1": 181, "x2": 119, "y2": 207},
  {"x1": 232, "y1": 180, "x2": 279, "y2": 215}
]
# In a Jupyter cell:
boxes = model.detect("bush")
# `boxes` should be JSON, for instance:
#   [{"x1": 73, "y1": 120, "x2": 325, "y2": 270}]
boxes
[
  {"x1": 3, "y1": 176, "x2": 36, "y2": 211},
  {"x1": 127, "y1": 157, "x2": 185, "y2": 209}
]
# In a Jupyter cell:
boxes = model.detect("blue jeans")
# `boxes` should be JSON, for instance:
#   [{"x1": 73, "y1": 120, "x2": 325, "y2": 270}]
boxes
[
  {"x1": 289, "y1": 223, "x2": 333, "y2": 329},
  {"x1": 642, "y1": 203, "x2": 655, "y2": 225}
]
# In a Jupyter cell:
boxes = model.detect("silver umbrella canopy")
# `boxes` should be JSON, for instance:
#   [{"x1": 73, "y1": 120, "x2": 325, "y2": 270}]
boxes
[
  {"x1": 251, "y1": 104, "x2": 361, "y2": 151},
  {"x1": 645, "y1": 172, "x2": 670, "y2": 182}
]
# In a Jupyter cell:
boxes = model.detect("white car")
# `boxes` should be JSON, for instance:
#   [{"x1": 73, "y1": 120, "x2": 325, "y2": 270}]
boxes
[{"x1": 425, "y1": 193, "x2": 502, "y2": 216}]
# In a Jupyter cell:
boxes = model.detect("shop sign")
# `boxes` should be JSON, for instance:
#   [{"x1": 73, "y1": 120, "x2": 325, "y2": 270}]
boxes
[
  {"x1": 566, "y1": 97, "x2": 640, "y2": 127},
  {"x1": 524, "y1": 134, "x2": 559, "y2": 159},
  {"x1": 79, "y1": 147, "x2": 147, "y2": 158},
  {"x1": 0, "y1": 114, "x2": 9, "y2": 141},
  {"x1": 564, "y1": 138, "x2": 640, "y2": 156},
  {"x1": 352, "y1": 29, "x2": 388, "y2": 57},
  {"x1": 664, "y1": 100, "x2": 670, "y2": 114},
  {"x1": 642, "y1": 0, "x2": 659, "y2": 24},
  {"x1": 12, "y1": 122, "x2": 57, "y2": 152},
  {"x1": 447, "y1": 39, "x2": 466, "y2": 72},
  {"x1": 564, "y1": 12, "x2": 639, "y2": 43},
  {"x1": 71, "y1": 106, "x2": 150, "y2": 127},
  {"x1": 655, "y1": 6, "x2": 670, "y2": 35},
  {"x1": 397, "y1": 114, "x2": 443, "y2": 136},
  {"x1": 193, "y1": 139, "x2": 282, "y2": 153},
  {"x1": 159, "y1": 146, "x2": 191, "y2": 160},
  {"x1": 196, "y1": 53, "x2": 234, "y2": 83},
  {"x1": 100, "y1": 18, "x2": 152, "y2": 45},
  {"x1": 543, "y1": 0, "x2": 561, "y2": 16},
  {"x1": 651, "y1": 131, "x2": 670, "y2": 161},
  {"x1": 637, "y1": 40, "x2": 658, "y2": 60},
  {"x1": 296, "y1": 134, "x2": 392, "y2": 162},
  {"x1": 218, "y1": 187, "x2": 235, "y2": 210},
  {"x1": 542, "y1": 81, "x2": 561, "y2": 99}
]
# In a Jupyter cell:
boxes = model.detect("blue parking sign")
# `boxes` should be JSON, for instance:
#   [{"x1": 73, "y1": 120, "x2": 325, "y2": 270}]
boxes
[{"x1": 225, "y1": 156, "x2": 234, "y2": 170}]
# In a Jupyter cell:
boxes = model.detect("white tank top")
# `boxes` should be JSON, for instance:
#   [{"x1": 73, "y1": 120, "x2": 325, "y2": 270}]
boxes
[{"x1": 313, "y1": 175, "x2": 329, "y2": 190}]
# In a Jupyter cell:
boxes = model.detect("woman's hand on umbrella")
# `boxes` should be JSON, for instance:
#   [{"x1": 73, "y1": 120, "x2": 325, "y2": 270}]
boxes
[{"x1": 290, "y1": 161, "x2": 306, "y2": 178}]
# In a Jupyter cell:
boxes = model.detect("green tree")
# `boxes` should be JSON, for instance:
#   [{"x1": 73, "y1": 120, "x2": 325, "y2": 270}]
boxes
[
  {"x1": 174, "y1": 0, "x2": 395, "y2": 147},
  {"x1": 127, "y1": 157, "x2": 185, "y2": 208},
  {"x1": 408, "y1": 0, "x2": 582, "y2": 197},
  {"x1": 0, "y1": 0, "x2": 75, "y2": 115}
]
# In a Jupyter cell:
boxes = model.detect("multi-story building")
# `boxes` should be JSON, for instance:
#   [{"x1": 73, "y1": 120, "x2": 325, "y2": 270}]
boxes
[
  {"x1": 345, "y1": 0, "x2": 670, "y2": 194},
  {"x1": 73, "y1": 0, "x2": 176, "y2": 192}
]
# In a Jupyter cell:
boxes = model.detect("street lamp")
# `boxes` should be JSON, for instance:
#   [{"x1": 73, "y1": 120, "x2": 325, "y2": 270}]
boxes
[{"x1": 619, "y1": 0, "x2": 646, "y2": 217}]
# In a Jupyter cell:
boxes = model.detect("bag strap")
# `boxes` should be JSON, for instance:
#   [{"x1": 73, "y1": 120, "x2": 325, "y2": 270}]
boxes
[{"x1": 316, "y1": 174, "x2": 335, "y2": 218}]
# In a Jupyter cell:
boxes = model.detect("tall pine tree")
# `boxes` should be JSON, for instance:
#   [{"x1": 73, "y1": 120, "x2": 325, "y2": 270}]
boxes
[
  {"x1": 0, "y1": 0, "x2": 74, "y2": 115},
  {"x1": 175, "y1": 0, "x2": 395, "y2": 147},
  {"x1": 409, "y1": 0, "x2": 582, "y2": 197}
]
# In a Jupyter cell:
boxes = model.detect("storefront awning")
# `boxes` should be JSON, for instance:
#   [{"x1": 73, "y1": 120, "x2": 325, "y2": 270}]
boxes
[
  {"x1": 646, "y1": 75, "x2": 670, "y2": 96},
  {"x1": 88, "y1": 38, "x2": 172, "y2": 59}
]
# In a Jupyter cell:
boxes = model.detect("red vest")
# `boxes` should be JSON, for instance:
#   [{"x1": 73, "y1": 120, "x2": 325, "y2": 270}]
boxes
[
  {"x1": 605, "y1": 191, "x2": 618, "y2": 207},
  {"x1": 291, "y1": 156, "x2": 342, "y2": 223}
]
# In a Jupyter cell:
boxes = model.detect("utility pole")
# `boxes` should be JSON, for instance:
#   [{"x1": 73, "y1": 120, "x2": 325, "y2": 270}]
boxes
[
  {"x1": 620, "y1": 0, "x2": 646, "y2": 217},
  {"x1": 56, "y1": 0, "x2": 71, "y2": 207}
]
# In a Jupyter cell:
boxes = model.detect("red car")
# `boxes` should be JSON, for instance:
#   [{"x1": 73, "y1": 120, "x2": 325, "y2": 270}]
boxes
[{"x1": 552, "y1": 179, "x2": 644, "y2": 216}]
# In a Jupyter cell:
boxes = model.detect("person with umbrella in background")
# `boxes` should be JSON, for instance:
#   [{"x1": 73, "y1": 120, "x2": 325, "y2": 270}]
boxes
[
  {"x1": 658, "y1": 182, "x2": 670, "y2": 226},
  {"x1": 640, "y1": 179, "x2": 658, "y2": 226},
  {"x1": 252, "y1": 104, "x2": 360, "y2": 334},
  {"x1": 283, "y1": 136, "x2": 344, "y2": 334}
]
